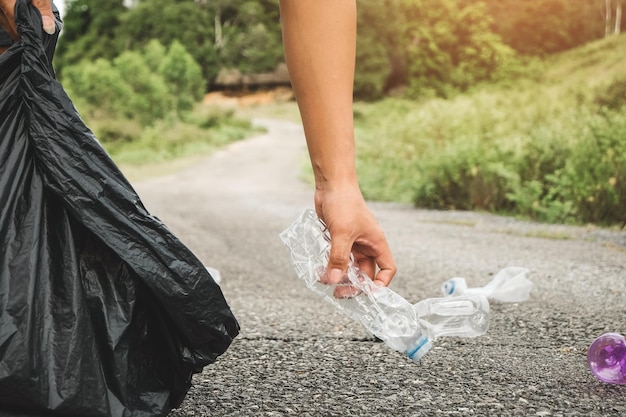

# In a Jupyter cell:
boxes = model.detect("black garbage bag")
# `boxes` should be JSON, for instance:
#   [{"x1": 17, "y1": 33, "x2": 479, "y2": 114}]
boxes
[{"x1": 0, "y1": 2, "x2": 239, "y2": 416}]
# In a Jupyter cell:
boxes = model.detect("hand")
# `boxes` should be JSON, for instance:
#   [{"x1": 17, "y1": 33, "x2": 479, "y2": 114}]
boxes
[
  {"x1": 315, "y1": 184, "x2": 397, "y2": 298},
  {"x1": 0, "y1": 0, "x2": 55, "y2": 45}
]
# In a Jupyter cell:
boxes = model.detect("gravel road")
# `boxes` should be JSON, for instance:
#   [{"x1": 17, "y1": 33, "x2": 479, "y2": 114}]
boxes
[{"x1": 134, "y1": 118, "x2": 626, "y2": 417}]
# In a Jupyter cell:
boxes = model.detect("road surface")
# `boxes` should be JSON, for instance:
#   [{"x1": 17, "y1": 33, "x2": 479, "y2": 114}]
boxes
[{"x1": 134, "y1": 118, "x2": 626, "y2": 417}]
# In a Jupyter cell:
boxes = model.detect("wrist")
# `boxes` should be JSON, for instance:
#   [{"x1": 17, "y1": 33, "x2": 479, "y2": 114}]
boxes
[{"x1": 313, "y1": 170, "x2": 359, "y2": 192}]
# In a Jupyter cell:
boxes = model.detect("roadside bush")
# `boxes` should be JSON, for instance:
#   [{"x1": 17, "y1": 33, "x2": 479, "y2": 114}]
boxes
[
  {"x1": 354, "y1": 83, "x2": 626, "y2": 226},
  {"x1": 63, "y1": 58, "x2": 134, "y2": 120},
  {"x1": 593, "y1": 75, "x2": 626, "y2": 110},
  {"x1": 549, "y1": 112, "x2": 626, "y2": 225},
  {"x1": 411, "y1": 109, "x2": 626, "y2": 226},
  {"x1": 103, "y1": 108, "x2": 256, "y2": 165},
  {"x1": 158, "y1": 40, "x2": 205, "y2": 114},
  {"x1": 61, "y1": 41, "x2": 204, "y2": 126},
  {"x1": 113, "y1": 51, "x2": 173, "y2": 124},
  {"x1": 414, "y1": 136, "x2": 519, "y2": 211}
]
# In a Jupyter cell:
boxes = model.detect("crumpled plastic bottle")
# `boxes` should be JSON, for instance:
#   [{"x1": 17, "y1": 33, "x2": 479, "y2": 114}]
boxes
[
  {"x1": 441, "y1": 266, "x2": 533, "y2": 302},
  {"x1": 279, "y1": 209, "x2": 490, "y2": 362}
]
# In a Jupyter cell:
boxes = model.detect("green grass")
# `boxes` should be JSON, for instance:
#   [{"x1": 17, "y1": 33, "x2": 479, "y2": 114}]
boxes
[
  {"x1": 81, "y1": 105, "x2": 263, "y2": 180},
  {"x1": 352, "y1": 33, "x2": 626, "y2": 226}
]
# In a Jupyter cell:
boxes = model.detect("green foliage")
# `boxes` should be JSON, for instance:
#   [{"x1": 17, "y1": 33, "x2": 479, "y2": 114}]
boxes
[
  {"x1": 100, "y1": 107, "x2": 257, "y2": 166},
  {"x1": 214, "y1": 0, "x2": 284, "y2": 74},
  {"x1": 55, "y1": 0, "x2": 284, "y2": 85},
  {"x1": 507, "y1": 112, "x2": 626, "y2": 225},
  {"x1": 113, "y1": 51, "x2": 172, "y2": 123},
  {"x1": 414, "y1": 137, "x2": 518, "y2": 211},
  {"x1": 593, "y1": 75, "x2": 626, "y2": 110},
  {"x1": 402, "y1": 0, "x2": 516, "y2": 97},
  {"x1": 117, "y1": 0, "x2": 219, "y2": 82},
  {"x1": 158, "y1": 40, "x2": 205, "y2": 113},
  {"x1": 54, "y1": 0, "x2": 127, "y2": 73},
  {"x1": 546, "y1": 112, "x2": 626, "y2": 224},
  {"x1": 62, "y1": 41, "x2": 204, "y2": 126},
  {"x1": 354, "y1": 0, "x2": 396, "y2": 100},
  {"x1": 62, "y1": 58, "x2": 135, "y2": 119},
  {"x1": 482, "y1": 0, "x2": 617, "y2": 56},
  {"x1": 354, "y1": 0, "x2": 518, "y2": 99},
  {"x1": 352, "y1": 34, "x2": 626, "y2": 226},
  {"x1": 55, "y1": 0, "x2": 620, "y2": 99}
]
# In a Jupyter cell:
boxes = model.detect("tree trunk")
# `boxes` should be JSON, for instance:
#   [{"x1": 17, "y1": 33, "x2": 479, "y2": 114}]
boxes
[
  {"x1": 215, "y1": 8, "x2": 223, "y2": 49},
  {"x1": 606, "y1": 0, "x2": 613, "y2": 37},
  {"x1": 615, "y1": 1, "x2": 623, "y2": 34}
]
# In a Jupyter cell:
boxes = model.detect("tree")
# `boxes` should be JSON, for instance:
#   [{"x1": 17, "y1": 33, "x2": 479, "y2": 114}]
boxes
[
  {"x1": 113, "y1": 50, "x2": 172, "y2": 124},
  {"x1": 208, "y1": 0, "x2": 283, "y2": 74},
  {"x1": 604, "y1": 0, "x2": 624, "y2": 36},
  {"x1": 157, "y1": 40, "x2": 205, "y2": 113},
  {"x1": 117, "y1": 0, "x2": 218, "y2": 82},
  {"x1": 354, "y1": 0, "x2": 398, "y2": 99},
  {"x1": 400, "y1": 0, "x2": 515, "y2": 97},
  {"x1": 481, "y1": 0, "x2": 624, "y2": 55},
  {"x1": 54, "y1": 0, "x2": 127, "y2": 73}
]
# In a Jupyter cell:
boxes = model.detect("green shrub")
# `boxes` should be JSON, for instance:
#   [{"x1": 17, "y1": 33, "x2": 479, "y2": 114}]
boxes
[
  {"x1": 353, "y1": 82, "x2": 626, "y2": 226},
  {"x1": 414, "y1": 136, "x2": 519, "y2": 211},
  {"x1": 402, "y1": 0, "x2": 515, "y2": 98},
  {"x1": 158, "y1": 40, "x2": 205, "y2": 114},
  {"x1": 89, "y1": 118, "x2": 144, "y2": 145},
  {"x1": 102, "y1": 108, "x2": 256, "y2": 165},
  {"x1": 63, "y1": 58, "x2": 134, "y2": 120},
  {"x1": 114, "y1": 51, "x2": 173, "y2": 124},
  {"x1": 551, "y1": 112, "x2": 626, "y2": 225},
  {"x1": 593, "y1": 76, "x2": 626, "y2": 110},
  {"x1": 61, "y1": 40, "x2": 205, "y2": 125}
]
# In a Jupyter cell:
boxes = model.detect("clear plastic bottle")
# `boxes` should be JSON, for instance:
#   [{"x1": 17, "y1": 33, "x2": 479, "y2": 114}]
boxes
[
  {"x1": 588, "y1": 332, "x2": 626, "y2": 384},
  {"x1": 279, "y1": 209, "x2": 490, "y2": 362},
  {"x1": 441, "y1": 266, "x2": 532, "y2": 303}
]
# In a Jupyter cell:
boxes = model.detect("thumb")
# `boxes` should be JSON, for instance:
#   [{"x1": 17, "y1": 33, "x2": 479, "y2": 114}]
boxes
[{"x1": 32, "y1": 0, "x2": 55, "y2": 34}]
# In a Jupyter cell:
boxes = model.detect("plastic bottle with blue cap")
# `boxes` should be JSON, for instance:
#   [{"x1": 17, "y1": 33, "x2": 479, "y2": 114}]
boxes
[
  {"x1": 280, "y1": 209, "x2": 491, "y2": 362},
  {"x1": 441, "y1": 266, "x2": 533, "y2": 302}
]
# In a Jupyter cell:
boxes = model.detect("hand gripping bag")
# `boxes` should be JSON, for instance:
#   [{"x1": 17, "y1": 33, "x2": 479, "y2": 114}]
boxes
[{"x1": 0, "y1": 2, "x2": 239, "y2": 416}]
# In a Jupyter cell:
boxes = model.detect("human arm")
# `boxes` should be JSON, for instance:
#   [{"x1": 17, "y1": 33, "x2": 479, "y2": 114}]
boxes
[
  {"x1": 279, "y1": 0, "x2": 396, "y2": 289},
  {"x1": 0, "y1": 0, "x2": 56, "y2": 54}
]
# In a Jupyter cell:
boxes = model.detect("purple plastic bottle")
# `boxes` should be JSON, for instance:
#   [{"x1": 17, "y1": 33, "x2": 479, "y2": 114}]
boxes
[{"x1": 587, "y1": 332, "x2": 626, "y2": 384}]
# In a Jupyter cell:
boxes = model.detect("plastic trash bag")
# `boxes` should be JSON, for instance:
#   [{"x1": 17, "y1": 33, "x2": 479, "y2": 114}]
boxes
[{"x1": 0, "y1": 2, "x2": 239, "y2": 416}]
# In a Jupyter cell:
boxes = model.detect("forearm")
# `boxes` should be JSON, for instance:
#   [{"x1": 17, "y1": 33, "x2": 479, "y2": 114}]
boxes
[{"x1": 279, "y1": 0, "x2": 359, "y2": 191}]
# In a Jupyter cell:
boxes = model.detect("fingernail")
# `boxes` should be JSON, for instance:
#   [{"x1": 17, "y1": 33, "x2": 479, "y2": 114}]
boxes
[
  {"x1": 329, "y1": 268, "x2": 343, "y2": 284},
  {"x1": 42, "y1": 16, "x2": 56, "y2": 35}
]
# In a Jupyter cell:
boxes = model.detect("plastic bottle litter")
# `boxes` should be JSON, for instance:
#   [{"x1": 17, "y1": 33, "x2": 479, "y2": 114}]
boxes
[
  {"x1": 279, "y1": 209, "x2": 490, "y2": 362},
  {"x1": 441, "y1": 266, "x2": 532, "y2": 302},
  {"x1": 588, "y1": 332, "x2": 626, "y2": 384},
  {"x1": 206, "y1": 266, "x2": 222, "y2": 285}
]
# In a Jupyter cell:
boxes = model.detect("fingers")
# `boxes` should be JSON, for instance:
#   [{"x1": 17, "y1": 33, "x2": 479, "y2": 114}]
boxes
[
  {"x1": 0, "y1": 0, "x2": 18, "y2": 40},
  {"x1": 32, "y1": 0, "x2": 55, "y2": 34},
  {"x1": 323, "y1": 229, "x2": 397, "y2": 290},
  {"x1": 0, "y1": 0, "x2": 55, "y2": 42},
  {"x1": 369, "y1": 249, "x2": 396, "y2": 287},
  {"x1": 373, "y1": 264, "x2": 396, "y2": 287},
  {"x1": 324, "y1": 234, "x2": 352, "y2": 285},
  {"x1": 333, "y1": 284, "x2": 361, "y2": 299}
]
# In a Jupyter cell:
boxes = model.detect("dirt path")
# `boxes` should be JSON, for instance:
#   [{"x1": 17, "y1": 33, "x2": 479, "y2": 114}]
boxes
[{"x1": 133, "y1": 118, "x2": 626, "y2": 417}]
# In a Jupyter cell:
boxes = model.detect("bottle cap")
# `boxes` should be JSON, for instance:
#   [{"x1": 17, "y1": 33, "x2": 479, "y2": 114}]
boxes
[{"x1": 441, "y1": 277, "x2": 468, "y2": 296}]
